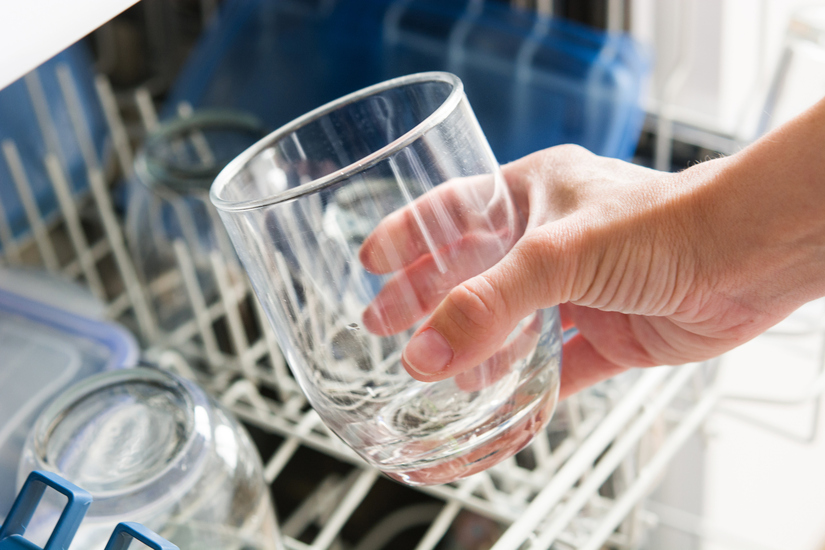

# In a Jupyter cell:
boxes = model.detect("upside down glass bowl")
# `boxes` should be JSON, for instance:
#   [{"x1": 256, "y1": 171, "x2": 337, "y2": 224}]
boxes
[
  {"x1": 17, "y1": 368, "x2": 282, "y2": 550},
  {"x1": 210, "y1": 72, "x2": 562, "y2": 485}
]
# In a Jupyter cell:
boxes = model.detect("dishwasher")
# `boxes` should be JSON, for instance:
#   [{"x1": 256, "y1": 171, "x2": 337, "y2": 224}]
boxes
[{"x1": 1, "y1": 1, "x2": 824, "y2": 550}]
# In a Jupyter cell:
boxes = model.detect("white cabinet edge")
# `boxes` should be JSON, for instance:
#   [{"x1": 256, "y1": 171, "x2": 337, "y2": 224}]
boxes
[{"x1": 0, "y1": 0, "x2": 140, "y2": 91}]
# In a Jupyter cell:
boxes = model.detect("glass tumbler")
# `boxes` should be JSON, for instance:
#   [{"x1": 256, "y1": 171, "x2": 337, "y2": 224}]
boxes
[
  {"x1": 210, "y1": 72, "x2": 562, "y2": 485},
  {"x1": 17, "y1": 368, "x2": 283, "y2": 550}
]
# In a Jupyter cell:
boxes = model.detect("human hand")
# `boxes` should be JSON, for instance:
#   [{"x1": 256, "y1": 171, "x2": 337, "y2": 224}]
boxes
[{"x1": 359, "y1": 99, "x2": 825, "y2": 399}]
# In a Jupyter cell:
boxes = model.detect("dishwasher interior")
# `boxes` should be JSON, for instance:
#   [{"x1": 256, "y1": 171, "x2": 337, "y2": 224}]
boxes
[{"x1": 1, "y1": 1, "x2": 825, "y2": 549}]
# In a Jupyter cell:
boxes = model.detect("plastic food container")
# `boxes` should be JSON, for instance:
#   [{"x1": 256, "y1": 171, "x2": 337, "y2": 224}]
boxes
[
  {"x1": 0, "y1": 286, "x2": 138, "y2": 520},
  {"x1": 164, "y1": 0, "x2": 648, "y2": 163}
]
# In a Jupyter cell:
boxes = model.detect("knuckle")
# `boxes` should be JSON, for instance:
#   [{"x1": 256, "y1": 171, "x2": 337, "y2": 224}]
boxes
[
  {"x1": 445, "y1": 275, "x2": 502, "y2": 337},
  {"x1": 550, "y1": 143, "x2": 592, "y2": 160}
]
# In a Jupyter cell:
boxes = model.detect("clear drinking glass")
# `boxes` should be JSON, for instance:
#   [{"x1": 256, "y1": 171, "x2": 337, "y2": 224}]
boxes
[
  {"x1": 17, "y1": 368, "x2": 283, "y2": 550},
  {"x1": 210, "y1": 72, "x2": 562, "y2": 485}
]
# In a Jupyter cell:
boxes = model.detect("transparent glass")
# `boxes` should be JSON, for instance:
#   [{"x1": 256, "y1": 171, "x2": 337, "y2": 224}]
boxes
[
  {"x1": 125, "y1": 111, "x2": 266, "y2": 331},
  {"x1": 17, "y1": 368, "x2": 282, "y2": 550},
  {"x1": 210, "y1": 72, "x2": 562, "y2": 485}
]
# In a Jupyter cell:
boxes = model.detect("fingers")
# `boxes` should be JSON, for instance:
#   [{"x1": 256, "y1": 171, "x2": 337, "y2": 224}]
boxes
[
  {"x1": 359, "y1": 174, "x2": 508, "y2": 274},
  {"x1": 400, "y1": 236, "x2": 553, "y2": 381},
  {"x1": 558, "y1": 333, "x2": 630, "y2": 401},
  {"x1": 454, "y1": 311, "x2": 542, "y2": 392},
  {"x1": 362, "y1": 230, "x2": 510, "y2": 336}
]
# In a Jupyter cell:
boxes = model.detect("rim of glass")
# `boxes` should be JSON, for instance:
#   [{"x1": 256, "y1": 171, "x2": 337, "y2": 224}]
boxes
[{"x1": 210, "y1": 71, "x2": 464, "y2": 212}]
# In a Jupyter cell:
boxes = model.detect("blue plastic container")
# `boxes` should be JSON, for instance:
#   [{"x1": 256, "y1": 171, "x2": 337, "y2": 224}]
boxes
[
  {"x1": 166, "y1": 0, "x2": 388, "y2": 129},
  {"x1": 166, "y1": 0, "x2": 649, "y2": 162},
  {"x1": 384, "y1": 0, "x2": 650, "y2": 161}
]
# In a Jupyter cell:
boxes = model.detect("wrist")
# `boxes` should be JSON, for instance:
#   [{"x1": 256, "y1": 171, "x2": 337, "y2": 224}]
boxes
[{"x1": 682, "y1": 101, "x2": 825, "y2": 316}]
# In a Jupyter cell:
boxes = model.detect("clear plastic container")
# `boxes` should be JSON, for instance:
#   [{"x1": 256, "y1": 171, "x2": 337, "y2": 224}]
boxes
[
  {"x1": 17, "y1": 368, "x2": 282, "y2": 550},
  {"x1": 210, "y1": 72, "x2": 562, "y2": 485},
  {"x1": 0, "y1": 286, "x2": 138, "y2": 520}
]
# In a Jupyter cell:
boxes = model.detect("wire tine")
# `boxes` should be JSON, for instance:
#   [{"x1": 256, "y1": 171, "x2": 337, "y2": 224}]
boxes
[
  {"x1": 55, "y1": 64, "x2": 101, "y2": 171},
  {"x1": 535, "y1": 0, "x2": 552, "y2": 17},
  {"x1": 2, "y1": 140, "x2": 61, "y2": 271},
  {"x1": 95, "y1": 75, "x2": 135, "y2": 179},
  {"x1": 250, "y1": 284, "x2": 294, "y2": 398},
  {"x1": 173, "y1": 240, "x2": 223, "y2": 366},
  {"x1": 56, "y1": 62, "x2": 158, "y2": 339},
  {"x1": 0, "y1": 185, "x2": 23, "y2": 264},
  {"x1": 88, "y1": 163, "x2": 158, "y2": 339},
  {"x1": 211, "y1": 251, "x2": 257, "y2": 380},
  {"x1": 310, "y1": 468, "x2": 379, "y2": 550},
  {"x1": 531, "y1": 365, "x2": 699, "y2": 549},
  {"x1": 607, "y1": 0, "x2": 624, "y2": 32},
  {"x1": 414, "y1": 477, "x2": 482, "y2": 550},
  {"x1": 44, "y1": 154, "x2": 106, "y2": 297},
  {"x1": 578, "y1": 388, "x2": 720, "y2": 550},
  {"x1": 491, "y1": 368, "x2": 672, "y2": 550},
  {"x1": 282, "y1": 475, "x2": 345, "y2": 538},
  {"x1": 135, "y1": 87, "x2": 160, "y2": 132},
  {"x1": 530, "y1": 431, "x2": 551, "y2": 470},
  {"x1": 264, "y1": 411, "x2": 320, "y2": 482},
  {"x1": 24, "y1": 71, "x2": 67, "y2": 169},
  {"x1": 220, "y1": 379, "x2": 273, "y2": 415},
  {"x1": 177, "y1": 101, "x2": 216, "y2": 167}
]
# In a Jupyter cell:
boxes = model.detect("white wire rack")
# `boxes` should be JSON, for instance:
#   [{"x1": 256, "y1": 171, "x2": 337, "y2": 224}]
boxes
[{"x1": 2, "y1": 54, "x2": 824, "y2": 550}]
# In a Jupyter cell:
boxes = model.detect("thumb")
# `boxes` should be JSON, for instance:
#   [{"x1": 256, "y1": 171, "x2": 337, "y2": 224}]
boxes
[{"x1": 401, "y1": 235, "x2": 560, "y2": 382}]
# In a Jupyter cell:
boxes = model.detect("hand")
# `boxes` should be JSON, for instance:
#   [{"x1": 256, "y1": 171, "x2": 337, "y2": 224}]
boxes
[{"x1": 360, "y1": 98, "x2": 825, "y2": 399}]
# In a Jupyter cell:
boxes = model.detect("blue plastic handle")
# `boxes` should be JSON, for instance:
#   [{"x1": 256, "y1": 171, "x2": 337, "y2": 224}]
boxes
[
  {"x1": 0, "y1": 471, "x2": 92, "y2": 550},
  {"x1": 103, "y1": 523, "x2": 178, "y2": 550}
]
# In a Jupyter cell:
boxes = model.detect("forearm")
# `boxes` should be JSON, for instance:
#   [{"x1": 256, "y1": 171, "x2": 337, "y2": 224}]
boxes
[{"x1": 672, "y1": 96, "x2": 825, "y2": 332}]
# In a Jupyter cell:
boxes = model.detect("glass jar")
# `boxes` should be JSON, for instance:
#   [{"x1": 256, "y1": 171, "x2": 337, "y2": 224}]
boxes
[
  {"x1": 125, "y1": 110, "x2": 267, "y2": 332},
  {"x1": 17, "y1": 367, "x2": 283, "y2": 550}
]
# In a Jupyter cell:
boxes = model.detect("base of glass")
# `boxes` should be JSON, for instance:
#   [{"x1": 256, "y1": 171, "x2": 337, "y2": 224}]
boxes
[{"x1": 377, "y1": 388, "x2": 558, "y2": 486}]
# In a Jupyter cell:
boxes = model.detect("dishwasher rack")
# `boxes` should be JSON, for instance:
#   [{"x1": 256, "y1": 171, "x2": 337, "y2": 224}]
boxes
[{"x1": 0, "y1": 61, "x2": 817, "y2": 550}]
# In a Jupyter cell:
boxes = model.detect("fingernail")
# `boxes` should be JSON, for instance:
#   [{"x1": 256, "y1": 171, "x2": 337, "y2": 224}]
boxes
[{"x1": 403, "y1": 328, "x2": 453, "y2": 375}]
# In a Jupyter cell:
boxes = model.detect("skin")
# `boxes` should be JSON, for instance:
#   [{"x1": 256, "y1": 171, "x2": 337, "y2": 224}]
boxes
[{"x1": 359, "y1": 96, "x2": 825, "y2": 400}]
